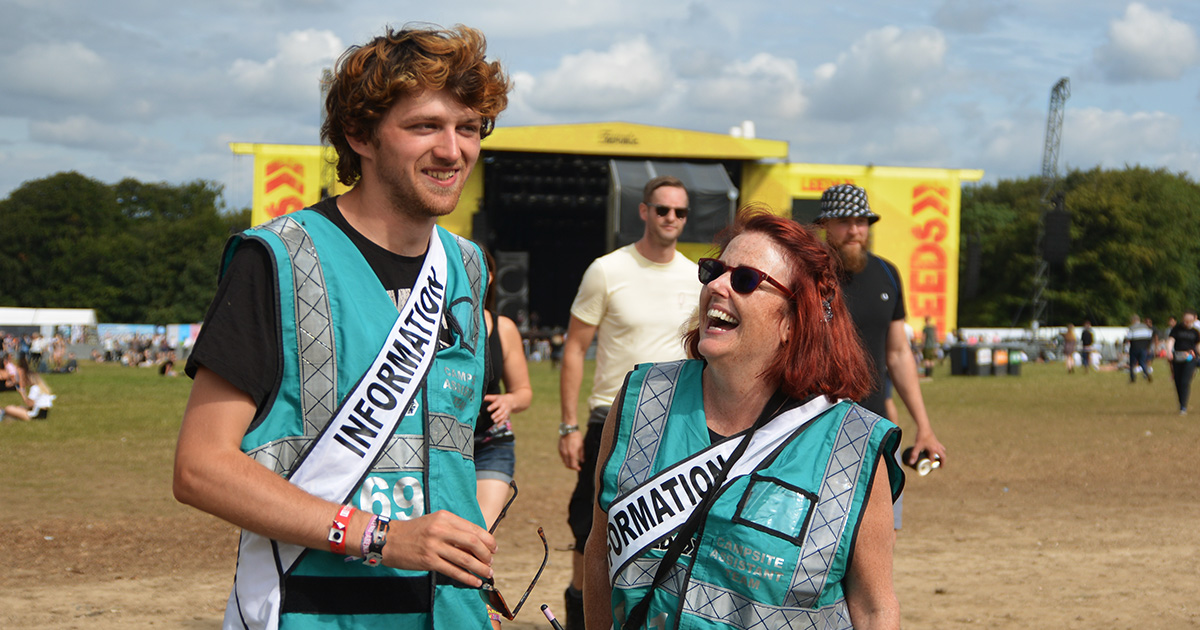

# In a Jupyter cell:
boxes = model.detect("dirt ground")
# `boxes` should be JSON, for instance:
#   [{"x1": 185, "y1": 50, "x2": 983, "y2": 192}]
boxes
[{"x1": 3, "y1": 367, "x2": 1199, "y2": 629}]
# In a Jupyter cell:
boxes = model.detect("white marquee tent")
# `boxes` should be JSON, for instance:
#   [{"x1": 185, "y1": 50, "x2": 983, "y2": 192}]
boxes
[{"x1": 0, "y1": 307, "x2": 97, "y2": 327}]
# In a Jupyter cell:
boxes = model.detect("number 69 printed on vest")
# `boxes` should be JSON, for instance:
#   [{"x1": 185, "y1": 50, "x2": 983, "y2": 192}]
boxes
[{"x1": 359, "y1": 476, "x2": 425, "y2": 520}]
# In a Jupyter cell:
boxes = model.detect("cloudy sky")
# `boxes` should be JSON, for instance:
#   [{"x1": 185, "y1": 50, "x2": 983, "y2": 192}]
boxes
[{"x1": 2, "y1": 0, "x2": 1198, "y2": 209}]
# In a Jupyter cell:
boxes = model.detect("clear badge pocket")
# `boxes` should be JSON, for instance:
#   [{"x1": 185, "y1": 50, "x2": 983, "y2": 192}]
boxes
[{"x1": 733, "y1": 474, "x2": 818, "y2": 545}]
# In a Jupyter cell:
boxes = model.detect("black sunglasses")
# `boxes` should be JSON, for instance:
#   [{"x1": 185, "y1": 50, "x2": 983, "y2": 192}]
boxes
[
  {"x1": 698, "y1": 258, "x2": 791, "y2": 296},
  {"x1": 649, "y1": 203, "x2": 689, "y2": 219},
  {"x1": 480, "y1": 481, "x2": 548, "y2": 621}
]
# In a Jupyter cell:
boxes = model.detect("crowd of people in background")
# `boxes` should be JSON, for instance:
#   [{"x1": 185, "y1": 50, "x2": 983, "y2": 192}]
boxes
[
  {"x1": 0, "y1": 329, "x2": 189, "y2": 375},
  {"x1": 0, "y1": 327, "x2": 189, "y2": 423},
  {"x1": 1, "y1": 331, "x2": 77, "y2": 375},
  {"x1": 92, "y1": 332, "x2": 187, "y2": 375},
  {"x1": 1048, "y1": 311, "x2": 1200, "y2": 414}
]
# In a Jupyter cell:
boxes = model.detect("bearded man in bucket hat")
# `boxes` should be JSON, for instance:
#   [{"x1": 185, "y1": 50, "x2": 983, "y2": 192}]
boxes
[{"x1": 817, "y1": 183, "x2": 947, "y2": 530}]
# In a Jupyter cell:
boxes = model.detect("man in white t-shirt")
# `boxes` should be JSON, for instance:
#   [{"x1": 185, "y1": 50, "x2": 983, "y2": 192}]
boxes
[{"x1": 557, "y1": 175, "x2": 701, "y2": 630}]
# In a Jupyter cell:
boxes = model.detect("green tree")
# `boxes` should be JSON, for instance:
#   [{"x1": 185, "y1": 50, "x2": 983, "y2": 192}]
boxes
[
  {"x1": 959, "y1": 178, "x2": 1042, "y2": 325},
  {"x1": 960, "y1": 166, "x2": 1200, "y2": 326},
  {"x1": 0, "y1": 172, "x2": 248, "y2": 323}
]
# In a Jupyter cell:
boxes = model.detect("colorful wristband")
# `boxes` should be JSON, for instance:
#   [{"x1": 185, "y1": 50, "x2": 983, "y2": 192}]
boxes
[
  {"x1": 360, "y1": 515, "x2": 380, "y2": 558},
  {"x1": 327, "y1": 504, "x2": 355, "y2": 555},
  {"x1": 363, "y1": 516, "x2": 390, "y2": 566}
]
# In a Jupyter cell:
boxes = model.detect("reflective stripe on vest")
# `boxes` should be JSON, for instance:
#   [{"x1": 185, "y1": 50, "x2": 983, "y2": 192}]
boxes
[
  {"x1": 683, "y1": 580, "x2": 851, "y2": 629},
  {"x1": 617, "y1": 360, "x2": 686, "y2": 492},
  {"x1": 450, "y1": 232, "x2": 484, "y2": 355},
  {"x1": 787, "y1": 404, "x2": 879, "y2": 608},
  {"x1": 264, "y1": 214, "x2": 337, "y2": 437}
]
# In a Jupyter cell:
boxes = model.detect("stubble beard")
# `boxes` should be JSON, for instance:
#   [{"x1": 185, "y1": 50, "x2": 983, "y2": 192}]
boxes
[
  {"x1": 379, "y1": 161, "x2": 464, "y2": 221},
  {"x1": 387, "y1": 183, "x2": 458, "y2": 220}
]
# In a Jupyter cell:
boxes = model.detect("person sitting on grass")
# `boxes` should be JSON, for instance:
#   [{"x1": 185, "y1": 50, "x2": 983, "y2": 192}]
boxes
[
  {"x1": 1, "y1": 370, "x2": 55, "y2": 421},
  {"x1": 0, "y1": 353, "x2": 19, "y2": 391}
]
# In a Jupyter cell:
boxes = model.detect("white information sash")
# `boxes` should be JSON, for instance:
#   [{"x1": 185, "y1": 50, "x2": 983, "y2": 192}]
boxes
[
  {"x1": 226, "y1": 231, "x2": 449, "y2": 630},
  {"x1": 606, "y1": 396, "x2": 837, "y2": 580}
]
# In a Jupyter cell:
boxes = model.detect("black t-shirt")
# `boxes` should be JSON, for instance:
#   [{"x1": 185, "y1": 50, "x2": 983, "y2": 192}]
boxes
[
  {"x1": 1169, "y1": 324, "x2": 1200, "y2": 355},
  {"x1": 475, "y1": 311, "x2": 504, "y2": 436},
  {"x1": 840, "y1": 254, "x2": 905, "y2": 417},
  {"x1": 185, "y1": 196, "x2": 428, "y2": 416}
]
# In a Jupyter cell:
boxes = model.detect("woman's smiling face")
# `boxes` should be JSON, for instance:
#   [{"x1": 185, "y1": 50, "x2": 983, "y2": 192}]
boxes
[{"x1": 697, "y1": 231, "x2": 795, "y2": 371}]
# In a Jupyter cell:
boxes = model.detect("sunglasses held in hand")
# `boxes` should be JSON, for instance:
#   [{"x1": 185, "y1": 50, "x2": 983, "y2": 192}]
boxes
[{"x1": 479, "y1": 481, "x2": 548, "y2": 621}]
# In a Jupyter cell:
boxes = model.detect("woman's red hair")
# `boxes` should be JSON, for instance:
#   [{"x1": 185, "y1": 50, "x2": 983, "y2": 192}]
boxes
[{"x1": 683, "y1": 206, "x2": 874, "y2": 401}]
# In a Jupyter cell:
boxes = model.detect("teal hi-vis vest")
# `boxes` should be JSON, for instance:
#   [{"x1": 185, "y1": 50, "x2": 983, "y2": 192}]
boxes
[
  {"x1": 599, "y1": 360, "x2": 903, "y2": 630},
  {"x1": 225, "y1": 209, "x2": 490, "y2": 630}
]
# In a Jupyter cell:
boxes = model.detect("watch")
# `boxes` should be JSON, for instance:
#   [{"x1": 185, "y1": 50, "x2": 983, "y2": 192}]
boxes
[{"x1": 558, "y1": 423, "x2": 580, "y2": 437}]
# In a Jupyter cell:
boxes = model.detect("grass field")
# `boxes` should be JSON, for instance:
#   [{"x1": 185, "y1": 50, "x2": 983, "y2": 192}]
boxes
[{"x1": 1, "y1": 358, "x2": 1198, "y2": 628}]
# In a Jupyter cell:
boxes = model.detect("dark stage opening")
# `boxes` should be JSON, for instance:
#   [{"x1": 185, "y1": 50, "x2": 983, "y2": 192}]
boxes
[{"x1": 476, "y1": 152, "x2": 610, "y2": 332}]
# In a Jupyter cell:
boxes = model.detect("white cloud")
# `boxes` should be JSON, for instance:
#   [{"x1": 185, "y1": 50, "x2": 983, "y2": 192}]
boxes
[
  {"x1": 1094, "y1": 2, "x2": 1200, "y2": 82},
  {"x1": 933, "y1": 0, "x2": 1013, "y2": 34},
  {"x1": 860, "y1": 124, "x2": 952, "y2": 166},
  {"x1": 1062, "y1": 106, "x2": 1183, "y2": 169},
  {"x1": 29, "y1": 115, "x2": 142, "y2": 152},
  {"x1": 806, "y1": 26, "x2": 947, "y2": 121},
  {"x1": 518, "y1": 37, "x2": 671, "y2": 112},
  {"x1": 463, "y1": 0, "x2": 666, "y2": 38},
  {"x1": 968, "y1": 105, "x2": 1195, "y2": 181},
  {"x1": 228, "y1": 29, "x2": 343, "y2": 105},
  {"x1": 976, "y1": 115, "x2": 1044, "y2": 178},
  {"x1": 0, "y1": 41, "x2": 115, "y2": 102},
  {"x1": 687, "y1": 53, "x2": 807, "y2": 119}
]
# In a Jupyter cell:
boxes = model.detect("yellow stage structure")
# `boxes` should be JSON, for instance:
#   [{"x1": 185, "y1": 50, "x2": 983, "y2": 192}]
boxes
[{"x1": 231, "y1": 123, "x2": 981, "y2": 336}]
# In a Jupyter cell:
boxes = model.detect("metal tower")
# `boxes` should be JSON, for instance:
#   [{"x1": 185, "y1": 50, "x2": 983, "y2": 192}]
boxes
[{"x1": 1030, "y1": 77, "x2": 1070, "y2": 326}]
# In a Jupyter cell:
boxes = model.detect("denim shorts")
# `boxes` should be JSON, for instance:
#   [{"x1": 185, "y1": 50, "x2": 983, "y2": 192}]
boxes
[{"x1": 475, "y1": 439, "x2": 515, "y2": 483}]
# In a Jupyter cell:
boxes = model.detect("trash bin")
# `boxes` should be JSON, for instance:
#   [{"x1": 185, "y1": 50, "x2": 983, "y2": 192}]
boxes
[
  {"x1": 976, "y1": 346, "x2": 994, "y2": 376},
  {"x1": 993, "y1": 347, "x2": 1009, "y2": 375},
  {"x1": 949, "y1": 345, "x2": 973, "y2": 375},
  {"x1": 1008, "y1": 347, "x2": 1023, "y2": 375}
]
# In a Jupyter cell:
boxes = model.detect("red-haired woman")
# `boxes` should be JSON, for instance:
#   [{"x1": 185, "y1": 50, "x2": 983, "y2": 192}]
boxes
[{"x1": 584, "y1": 207, "x2": 904, "y2": 630}]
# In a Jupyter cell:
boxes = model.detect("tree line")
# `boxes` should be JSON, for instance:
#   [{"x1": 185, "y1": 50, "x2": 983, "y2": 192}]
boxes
[
  {"x1": 960, "y1": 165, "x2": 1200, "y2": 327},
  {"x1": 2, "y1": 166, "x2": 1197, "y2": 326},
  {"x1": 0, "y1": 171, "x2": 249, "y2": 324}
]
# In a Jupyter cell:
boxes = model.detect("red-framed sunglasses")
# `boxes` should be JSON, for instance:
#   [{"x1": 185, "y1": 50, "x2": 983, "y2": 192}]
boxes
[{"x1": 698, "y1": 257, "x2": 791, "y2": 296}]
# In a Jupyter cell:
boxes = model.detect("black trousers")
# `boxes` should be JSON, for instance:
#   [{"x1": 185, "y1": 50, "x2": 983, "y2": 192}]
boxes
[{"x1": 1171, "y1": 360, "x2": 1196, "y2": 410}]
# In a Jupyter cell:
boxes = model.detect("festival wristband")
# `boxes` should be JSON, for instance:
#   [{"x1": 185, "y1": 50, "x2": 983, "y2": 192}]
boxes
[
  {"x1": 363, "y1": 516, "x2": 390, "y2": 566},
  {"x1": 327, "y1": 504, "x2": 355, "y2": 555},
  {"x1": 360, "y1": 514, "x2": 379, "y2": 558}
]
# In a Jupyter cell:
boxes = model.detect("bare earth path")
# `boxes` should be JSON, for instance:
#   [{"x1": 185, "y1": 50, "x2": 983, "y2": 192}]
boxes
[{"x1": 3, "y1": 363, "x2": 1198, "y2": 628}]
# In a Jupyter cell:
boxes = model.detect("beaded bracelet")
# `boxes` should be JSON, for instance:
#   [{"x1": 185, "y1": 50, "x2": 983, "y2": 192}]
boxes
[{"x1": 327, "y1": 504, "x2": 355, "y2": 555}]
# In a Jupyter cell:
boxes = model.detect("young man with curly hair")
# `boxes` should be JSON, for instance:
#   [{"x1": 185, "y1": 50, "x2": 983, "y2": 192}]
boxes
[{"x1": 174, "y1": 25, "x2": 510, "y2": 630}]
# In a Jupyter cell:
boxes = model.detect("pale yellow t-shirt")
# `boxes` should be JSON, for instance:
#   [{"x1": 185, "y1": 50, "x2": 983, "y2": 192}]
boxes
[{"x1": 570, "y1": 244, "x2": 702, "y2": 411}]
